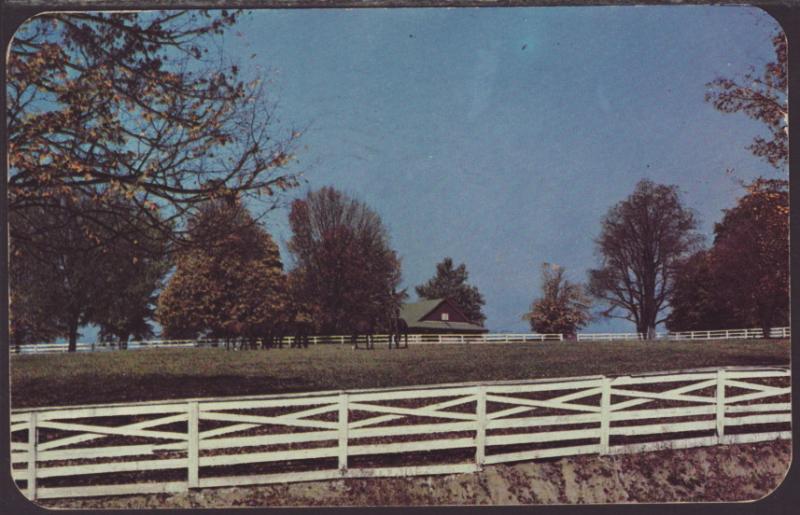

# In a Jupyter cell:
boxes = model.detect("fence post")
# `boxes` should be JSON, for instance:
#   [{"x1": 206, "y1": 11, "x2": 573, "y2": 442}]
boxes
[
  {"x1": 338, "y1": 392, "x2": 349, "y2": 474},
  {"x1": 716, "y1": 369, "x2": 726, "y2": 444},
  {"x1": 475, "y1": 385, "x2": 487, "y2": 470},
  {"x1": 27, "y1": 412, "x2": 37, "y2": 500},
  {"x1": 187, "y1": 401, "x2": 200, "y2": 489},
  {"x1": 559, "y1": 334, "x2": 564, "y2": 342},
  {"x1": 438, "y1": 335, "x2": 442, "y2": 344},
  {"x1": 599, "y1": 377, "x2": 611, "y2": 455}
]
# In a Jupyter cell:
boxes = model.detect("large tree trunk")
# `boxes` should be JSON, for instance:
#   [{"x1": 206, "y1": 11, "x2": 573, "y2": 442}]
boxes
[
  {"x1": 636, "y1": 321, "x2": 647, "y2": 340},
  {"x1": 67, "y1": 319, "x2": 79, "y2": 352}
]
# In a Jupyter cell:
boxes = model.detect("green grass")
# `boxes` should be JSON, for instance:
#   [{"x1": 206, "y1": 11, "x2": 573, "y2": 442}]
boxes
[{"x1": 10, "y1": 339, "x2": 790, "y2": 409}]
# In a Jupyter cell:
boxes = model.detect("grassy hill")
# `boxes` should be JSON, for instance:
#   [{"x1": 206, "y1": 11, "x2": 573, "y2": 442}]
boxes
[{"x1": 10, "y1": 339, "x2": 790, "y2": 408}]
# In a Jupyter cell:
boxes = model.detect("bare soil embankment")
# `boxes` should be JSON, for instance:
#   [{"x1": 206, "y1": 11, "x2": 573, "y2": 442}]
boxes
[{"x1": 37, "y1": 440, "x2": 790, "y2": 508}]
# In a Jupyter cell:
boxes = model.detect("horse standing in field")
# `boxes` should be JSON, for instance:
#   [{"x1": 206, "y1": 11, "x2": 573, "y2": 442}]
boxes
[
  {"x1": 389, "y1": 315, "x2": 409, "y2": 349},
  {"x1": 290, "y1": 319, "x2": 312, "y2": 348},
  {"x1": 350, "y1": 318, "x2": 377, "y2": 350},
  {"x1": 351, "y1": 311, "x2": 408, "y2": 350}
]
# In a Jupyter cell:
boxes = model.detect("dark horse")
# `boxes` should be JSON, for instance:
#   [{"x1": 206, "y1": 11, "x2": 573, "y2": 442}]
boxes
[
  {"x1": 289, "y1": 316, "x2": 313, "y2": 348},
  {"x1": 389, "y1": 315, "x2": 409, "y2": 349},
  {"x1": 351, "y1": 310, "x2": 409, "y2": 350},
  {"x1": 351, "y1": 318, "x2": 377, "y2": 350},
  {"x1": 258, "y1": 309, "x2": 314, "y2": 349}
]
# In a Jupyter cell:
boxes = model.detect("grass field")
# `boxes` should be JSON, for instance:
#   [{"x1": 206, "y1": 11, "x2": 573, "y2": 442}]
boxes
[{"x1": 10, "y1": 339, "x2": 790, "y2": 409}]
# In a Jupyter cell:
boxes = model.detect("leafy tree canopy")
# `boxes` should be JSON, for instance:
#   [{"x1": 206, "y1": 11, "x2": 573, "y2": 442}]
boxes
[
  {"x1": 7, "y1": 11, "x2": 302, "y2": 251},
  {"x1": 710, "y1": 178, "x2": 788, "y2": 335},
  {"x1": 705, "y1": 32, "x2": 787, "y2": 170},
  {"x1": 666, "y1": 250, "x2": 736, "y2": 332},
  {"x1": 9, "y1": 194, "x2": 170, "y2": 350},
  {"x1": 156, "y1": 198, "x2": 289, "y2": 340},
  {"x1": 287, "y1": 187, "x2": 404, "y2": 335},
  {"x1": 588, "y1": 179, "x2": 702, "y2": 338},
  {"x1": 525, "y1": 263, "x2": 591, "y2": 338},
  {"x1": 667, "y1": 178, "x2": 787, "y2": 335}
]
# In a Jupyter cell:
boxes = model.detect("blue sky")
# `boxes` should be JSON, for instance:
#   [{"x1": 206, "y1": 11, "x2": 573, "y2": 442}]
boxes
[
  {"x1": 225, "y1": 6, "x2": 783, "y2": 333},
  {"x1": 221, "y1": 6, "x2": 785, "y2": 333}
]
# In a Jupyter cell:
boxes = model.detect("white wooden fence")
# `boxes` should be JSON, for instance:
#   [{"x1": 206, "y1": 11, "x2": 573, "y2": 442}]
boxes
[
  {"x1": 9, "y1": 333, "x2": 564, "y2": 354},
  {"x1": 577, "y1": 327, "x2": 790, "y2": 341},
  {"x1": 8, "y1": 327, "x2": 789, "y2": 354},
  {"x1": 11, "y1": 366, "x2": 790, "y2": 501},
  {"x1": 577, "y1": 333, "x2": 644, "y2": 341}
]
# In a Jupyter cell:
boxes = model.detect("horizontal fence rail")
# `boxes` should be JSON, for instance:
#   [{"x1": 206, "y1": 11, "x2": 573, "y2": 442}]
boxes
[
  {"x1": 10, "y1": 366, "x2": 790, "y2": 501},
  {"x1": 578, "y1": 327, "x2": 791, "y2": 341},
  {"x1": 8, "y1": 327, "x2": 790, "y2": 354}
]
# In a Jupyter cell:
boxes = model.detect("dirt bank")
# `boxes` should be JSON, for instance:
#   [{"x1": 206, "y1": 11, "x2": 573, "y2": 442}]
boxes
[{"x1": 37, "y1": 440, "x2": 790, "y2": 508}]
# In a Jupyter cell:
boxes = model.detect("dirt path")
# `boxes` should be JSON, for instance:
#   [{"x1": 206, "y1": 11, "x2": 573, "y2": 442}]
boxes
[{"x1": 38, "y1": 440, "x2": 790, "y2": 508}]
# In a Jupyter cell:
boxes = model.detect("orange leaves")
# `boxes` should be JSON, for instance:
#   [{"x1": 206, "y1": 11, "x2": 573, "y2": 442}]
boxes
[
  {"x1": 157, "y1": 199, "x2": 289, "y2": 337},
  {"x1": 9, "y1": 11, "x2": 303, "y2": 254}
]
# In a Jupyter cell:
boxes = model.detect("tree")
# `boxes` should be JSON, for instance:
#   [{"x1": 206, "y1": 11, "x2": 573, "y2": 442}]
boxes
[
  {"x1": 156, "y1": 198, "x2": 289, "y2": 341},
  {"x1": 415, "y1": 257, "x2": 486, "y2": 325},
  {"x1": 666, "y1": 250, "x2": 736, "y2": 332},
  {"x1": 7, "y1": 11, "x2": 302, "y2": 252},
  {"x1": 524, "y1": 263, "x2": 591, "y2": 338},
  {"x1": 92, "y1": 226, "x2": 171, "y2": 347},
  {"x1": 588, "y1": 179, "x2": 702, "y2": 339},
  {"x1": 287, "y1": 187, "x2": 404, "y2": 335},
  {"x1": 705, "y1": 32, "x2": 787, "y2": 170},
  {"x1": 8, "y1": 194, "x2": 169, "y2": 351},
  {"x1": 9, "y1": 239, "x2": 61, "y2": 349},
  {"x1": 710, "y1": 178, "x2": 788, "y2": 337}
]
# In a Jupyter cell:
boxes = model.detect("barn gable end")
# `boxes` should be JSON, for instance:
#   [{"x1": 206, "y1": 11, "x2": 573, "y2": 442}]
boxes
[{"x1": 399, "y1": 298, "x2": 488, "y2": 334}]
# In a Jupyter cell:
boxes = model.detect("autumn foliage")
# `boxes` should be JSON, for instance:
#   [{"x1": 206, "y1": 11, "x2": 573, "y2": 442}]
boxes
[
  {"x1": 7, "y1": 11, "x2": 302, "y2": 249},
  {"x1": 670, "y1": 179, "x2": 789, "y2": 336},
  {"x1": 525, "y1": 263, "x2": 591, "y2": 338},
  {"x1": 705, "y1": 33, "x2": 787, "y2": 169},
  {"x1": 287, "y1": 187, "x2": 404, "y2": 335},
  {"x1": 588, "y1": 180, "x2": 702, "y2": 338},
  {"x1": 156, "y1": 199, "x2": 288, "y2": 340}
]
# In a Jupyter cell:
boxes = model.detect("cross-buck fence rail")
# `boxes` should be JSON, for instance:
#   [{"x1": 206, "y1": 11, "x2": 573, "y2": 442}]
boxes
[
  {"x1": 11, "y1": 366, "x2": 790, "y2": 501},
  {"x1": 8, "y1": 327, "x2": 790, "y2": 354}
]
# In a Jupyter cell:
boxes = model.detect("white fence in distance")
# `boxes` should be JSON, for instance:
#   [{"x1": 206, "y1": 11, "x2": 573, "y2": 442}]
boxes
[
  {"x1": 578, "y1": 327, "x2": 790, "y2": 341},
  {"x1": 9, "y1": 333, "x2": 565, "y2": 354},
  {"x1": 10, "y1": 366, "x2": 790, "y2": 501},
  {"x1": 8, "y1": 327, "x2": 790, "y2": 354}
]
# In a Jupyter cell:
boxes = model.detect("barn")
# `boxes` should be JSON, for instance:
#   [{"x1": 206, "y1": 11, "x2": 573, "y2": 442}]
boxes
[{"x1": 399, "y1": 298, "x2": 488, "y2": 334}]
